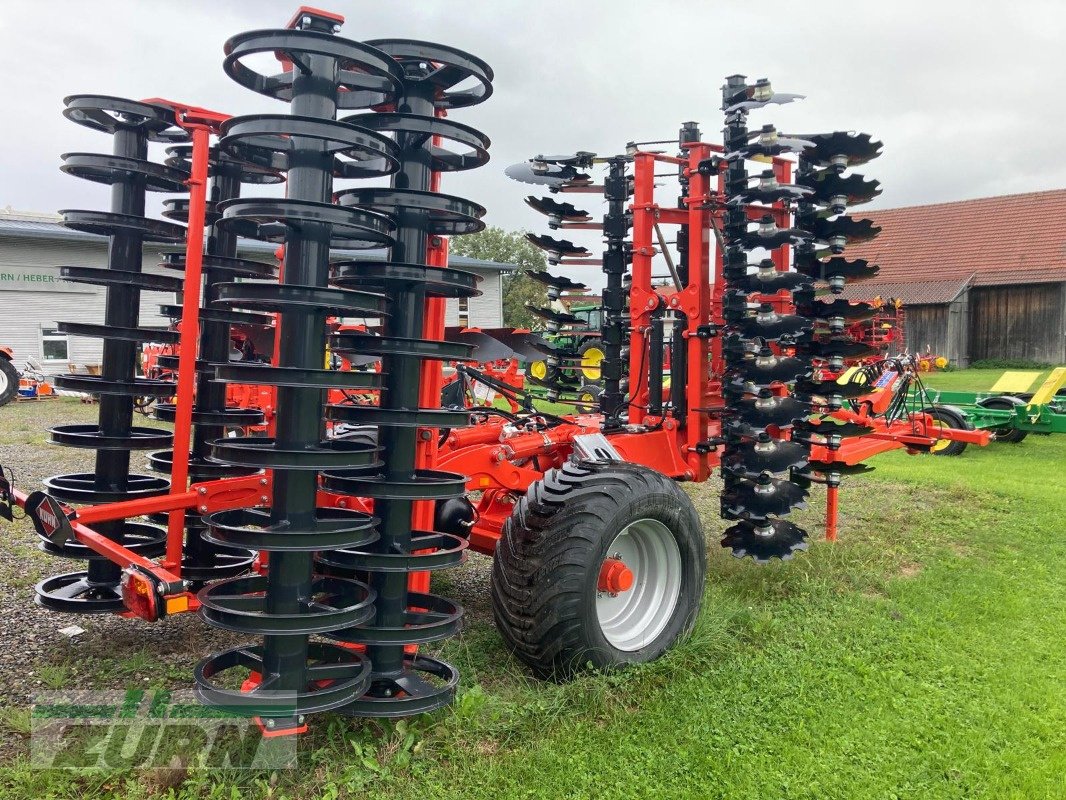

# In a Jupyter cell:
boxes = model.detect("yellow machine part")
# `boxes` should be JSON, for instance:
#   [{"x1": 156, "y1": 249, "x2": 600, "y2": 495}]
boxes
[
  {"x1": 580, "y1": 346, "x2": 604, "y2": 381},
  {"x1": 1029, "y1": 367, "x2": 1066, "y2": 407},
  {"x1": 989, "y1": 371, "x2": 1041, "y2": 393}
]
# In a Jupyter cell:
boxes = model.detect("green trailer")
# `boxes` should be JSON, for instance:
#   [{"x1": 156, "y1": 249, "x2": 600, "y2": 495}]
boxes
[{"x1": 918, "y1": 368, "x2": 1066, "y2": 455}]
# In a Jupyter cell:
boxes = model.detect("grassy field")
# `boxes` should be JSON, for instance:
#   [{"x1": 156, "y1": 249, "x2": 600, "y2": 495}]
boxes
[
  {"x1": 922, "y1": 367, "x2": 1059, "y2": 395},
  {"x1": 0, "y1": 369, "x2": 1064, "y2": 799}
]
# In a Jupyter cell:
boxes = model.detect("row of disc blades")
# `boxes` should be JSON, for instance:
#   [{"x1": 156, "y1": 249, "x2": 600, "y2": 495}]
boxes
[
  {"x1": 719, "y1": 77, "x2": 884, "y2": 563},
  {"x1": 506, "y1": 153, "x2": 607, "y2": 403}
]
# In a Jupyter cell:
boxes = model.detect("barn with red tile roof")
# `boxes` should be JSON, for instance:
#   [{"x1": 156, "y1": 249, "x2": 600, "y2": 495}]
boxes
[{"x1": 841, "y1": 189, "x2": 1066, "y2": 366}]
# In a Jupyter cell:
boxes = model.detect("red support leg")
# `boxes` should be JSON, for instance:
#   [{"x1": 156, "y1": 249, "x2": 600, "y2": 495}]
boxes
[{"x1": 825, "y1": 483, "x2": 839, "y2": 542}]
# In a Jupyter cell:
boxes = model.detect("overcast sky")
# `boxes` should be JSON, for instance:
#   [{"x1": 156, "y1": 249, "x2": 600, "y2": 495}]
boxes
[{"x1": 1, "y1": 0, "x2": 1063, "y2": 283}]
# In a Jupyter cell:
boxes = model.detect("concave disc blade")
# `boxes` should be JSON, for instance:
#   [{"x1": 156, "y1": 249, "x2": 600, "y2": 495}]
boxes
[{"x1": 721, "y1": 519, "x2": 809, "y2": 563}]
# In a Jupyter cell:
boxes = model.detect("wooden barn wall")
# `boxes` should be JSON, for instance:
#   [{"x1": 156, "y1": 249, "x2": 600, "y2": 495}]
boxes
[
  {"x1": 904, "y1": 304, "x2": 950, "y2": 357},
  {"x1": 969, "y1": 283, "x2": 1066, "y2": 364}
]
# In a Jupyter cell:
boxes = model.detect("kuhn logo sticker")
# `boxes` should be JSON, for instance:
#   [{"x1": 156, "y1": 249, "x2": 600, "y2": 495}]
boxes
[
  {"x1": 38, "y1": 503, "x2": 61, "y2": 536},
  {"x1": 26, "y1": 493, "x2": 72, "y2": 544}
]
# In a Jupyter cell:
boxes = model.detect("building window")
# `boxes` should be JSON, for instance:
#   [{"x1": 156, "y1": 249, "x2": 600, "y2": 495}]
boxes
[
  {"x1": 458, "y1": 297, "x2": 469, "y2": 328},
  {"x1": 41, "y1": 325, "x2": 69, "y2": 361}
]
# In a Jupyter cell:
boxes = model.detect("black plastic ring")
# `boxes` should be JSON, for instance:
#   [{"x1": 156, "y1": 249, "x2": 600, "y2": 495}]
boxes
[
  {"x1": 60, "y1": 153, "x2": 189, "y2": 193},
  {"x1": 203, "y1": 507, "x2": 378, "y2": 552},
  {"x1": 59, "y1": 210, "x2": 186, "y2": 243}
]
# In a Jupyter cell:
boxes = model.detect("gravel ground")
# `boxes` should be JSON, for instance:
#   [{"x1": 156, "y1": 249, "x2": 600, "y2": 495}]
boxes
[{"x1": 0, "y1": 398, "x2": 497, "y2": 762}]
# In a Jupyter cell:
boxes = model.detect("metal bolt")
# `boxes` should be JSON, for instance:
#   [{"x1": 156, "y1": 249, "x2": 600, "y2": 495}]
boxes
[
  {"x1": 199, "y1": 505, "x2": 208, "y2": 512},
  {"x1": 297, "y1": 715, "x2": 305, "y2": 724},
  {"x1": 259, "y1": 478, "x2": 268, "y2": 486},
  {"x1": 419, "y1": 429, "x2": 432, "y2": 441},
  {"x1": 260, "y1": 495, "x2": 268, "y2": 504},
  {"x1": 265, "y1": 719, "x2": 276, "y2": 729},
  {"x1": 197, "y1": 487, "x2": 207, "y2": 495}
]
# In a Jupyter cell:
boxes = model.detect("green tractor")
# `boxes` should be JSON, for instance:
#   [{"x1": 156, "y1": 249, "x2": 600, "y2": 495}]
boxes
[{"x1": 526, "y1": 303, "x2": 605, "y2": 390}]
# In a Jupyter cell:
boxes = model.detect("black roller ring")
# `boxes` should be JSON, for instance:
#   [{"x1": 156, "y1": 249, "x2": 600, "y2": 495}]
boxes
[
  {"x1": 44, "y1": 473, "x2": 169, "y2": 504},
  {"x1": 203, "y1": 507, "x2": 378, "y2": 553},
  {"x1": 164, "y1": 144, "x2": 285, "y2": 185},
  {"x1": 327, "y1": 592, "x2": 462, "y2": 645},
  {"x1": 60, "y1": 153, "x2": 190, "y2": 193},
  {"x1": 146, "y1": 451, "x2": 261, "y2": 481},
  {"x1": 181, "y1": 548, "x2": 257, "y2": 584},
  {"x1": 222, "y1": 29, "x2": 403, "y2": 104},
  {"x1": 59, "y1": 210, "x2": 186, "y2": 243},
  {"x1": 153, "y1": 355, "x2": 214, "y2": 373},
  {"x1": 320, "y1": 469, "x2": 466, "y2": 500},
  {"x1": 160, "y1": 252, "x2": 277, "y2": 279},
  {"x1": 365, "y1": 39, "x2": 493, "y2": 109},
  {"x1": 162, "y1": 198, "x2": 221, "y2": 224},
  {"x1": 219, "y1": 114, "x2": 399, "y2": 179},
  {"x1": 198, "y1": 574, "x2": 376, "y2": 635},
  {"x1": 317, "y1": 530, "x2": 467, "y2": 574},
  {"x1": 49, "y1": 423, "x2": 172, "y2": 450},
  {"x1": 156, "y1": 449, "x2": 243, "y2": 480},
  {"x1": 213, "y1": 281, "x2": 386, "y2": 317},
  {"x1": 38, "y1": 520, "x2": 166, "y2": 561},
  {"x1": 194, "y1": 642, "x2": 372, "y2": 718},
  {"x1": 58, "y1": 322, "x2": 179, "y2": 345},
  {"x1": 208, "y1": 437, "x2": 382, "y2": 471},
  {"x1": 325, "y1": 404, "x2": 470, "y2": 428},
  {"x1": 158, "y1": 304, "x2": 273, "y2": 326},
  {"x1": 215, "y1": 363, "x2": 383, "y2": 391},
  {"x1": 62, "y1": 95, "x2": 186, "y2": 142},
  {"x1": 53, "y1": 374, "x2": 176, "y2": 397},
  {"x1": 152, "y1": 404, "x2": 265, "y2": 426},
  {"x1": 335, "y1": 188, "x2": 485, "y2": 236},
  {"x1": 35, "y1": 571, "x2": 126, "y2": 614},
  {"x1": 330, "y1": 332, "x2": 473, "y2": 361},
  {"x1": 330, "y1": 260, "x2": 480, "y2": 299},
  {"x1": 216, "y1": 197, "x2": 394, "y2": 249},
  {"x1": 340, "y1": 113, "x2": 490, "y2": 173},
  {"x1": 59, "y1": 265, "x2": 184, "y2": 293},
  {"x1": 337, "y1": 654, "x2": 459, "y2": 718}
]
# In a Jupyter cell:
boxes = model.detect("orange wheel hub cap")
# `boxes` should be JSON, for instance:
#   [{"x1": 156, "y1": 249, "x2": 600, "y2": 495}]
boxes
[{"x1": 597, "y1": 557, "x2": 634, "y2": 594}]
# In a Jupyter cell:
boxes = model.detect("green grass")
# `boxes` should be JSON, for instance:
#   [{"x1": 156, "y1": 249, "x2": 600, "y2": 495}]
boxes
[
  {"x1": 922, "y1": 366, "x2": 1059, "y2": 394},
  {"x1": 1, "y1": 372, "x2": 1064, "y2": 798}
]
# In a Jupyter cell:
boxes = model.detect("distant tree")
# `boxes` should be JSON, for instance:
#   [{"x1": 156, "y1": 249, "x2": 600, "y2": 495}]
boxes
[{"x1": 449, "y1": 226, "x2": 548, "y2": 330}]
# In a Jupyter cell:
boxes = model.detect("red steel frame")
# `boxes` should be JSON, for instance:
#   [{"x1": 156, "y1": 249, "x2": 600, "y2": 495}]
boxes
[{"x1": 12, "y1": 126, "x2": 989, "y2": 620}]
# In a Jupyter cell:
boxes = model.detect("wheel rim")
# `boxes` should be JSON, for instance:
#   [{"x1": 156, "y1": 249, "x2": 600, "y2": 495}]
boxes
[
  {"x1": 927, "y1": 416, "x2": 951, "y2": 452},
  {"x1": 581, "y1": 346, "x2": 604, "y2": 380},
  {"x1": 596, "y1": 518, "x2": 682, "y2": 652},
  {"x1": 530, "y1": 360, "x2": 547, "y2": 380},
  {"x1": 0, "y1": 367, "x2": 8, "y2": 397}
]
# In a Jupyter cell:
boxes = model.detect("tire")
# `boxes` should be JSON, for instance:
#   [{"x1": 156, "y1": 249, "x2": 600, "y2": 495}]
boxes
[
  {"x1": 923, "y1": 405, "x2": 972, "y2": 456},
  {"x1": 490, "y1": 460, "x2": 706, "y2": 679},
  {"x1": 525, "y1": 359, "x2": 553, "y2": 382},
  {"x1": 576, "y1": 384, "x2": 601, "y2": 413},
  {"x1": 0, "y1": 358, "x2": 18, "y2": 407},
  {"x1": 977, "y1": 395, "x2": 1028, "y2": 444},
  {"x1": 577, "y1": 340, "x2": 605, "y2": 386}
]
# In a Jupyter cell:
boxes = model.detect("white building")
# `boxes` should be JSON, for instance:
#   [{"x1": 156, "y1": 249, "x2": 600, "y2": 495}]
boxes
[{"x1": 0, "y1": 209, "x2": 514, "y2": 373}]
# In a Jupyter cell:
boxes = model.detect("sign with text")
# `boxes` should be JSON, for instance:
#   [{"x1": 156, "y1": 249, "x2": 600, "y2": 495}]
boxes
[{"x1": 0, "y1": 266, "x2": 93, "y2": 293}]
